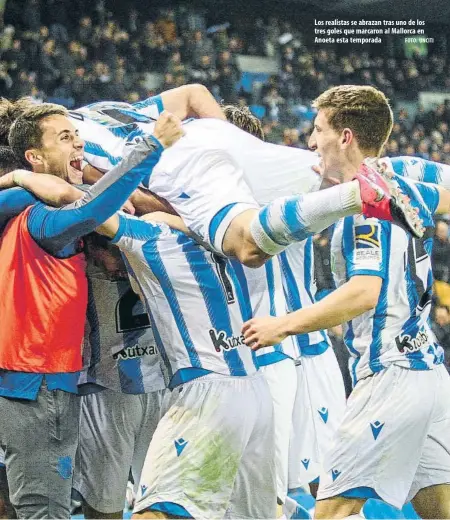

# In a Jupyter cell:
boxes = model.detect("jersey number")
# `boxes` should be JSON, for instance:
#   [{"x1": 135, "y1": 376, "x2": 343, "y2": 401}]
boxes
[{"x1": 115, "y1": 288, "x2": 151, "y2": 333}]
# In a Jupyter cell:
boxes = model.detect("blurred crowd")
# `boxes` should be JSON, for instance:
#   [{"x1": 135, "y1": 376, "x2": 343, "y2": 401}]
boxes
[
  {"x1": 265, "y1": 101, "x2": 450, "y2": 166},
  {"x1": 0, "y1": 1, "x2": 244, "y2": 106},
  {"x1": 1, "y1": 2, "x2": 449, "y2": 109}
]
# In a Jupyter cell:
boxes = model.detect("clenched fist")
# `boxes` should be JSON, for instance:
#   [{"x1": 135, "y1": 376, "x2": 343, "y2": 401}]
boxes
[{"x1": 152, "y1": 111, "x2": 184, "y2": 149}]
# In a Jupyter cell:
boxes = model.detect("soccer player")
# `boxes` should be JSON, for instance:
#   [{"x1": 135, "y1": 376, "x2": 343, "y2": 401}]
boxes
[
  {"x1": 0, "y1": 95, "x2": 196, "y2": 519},
  {"x1": 280, "y1": 240, "x2": 347, "y2": 500},
  {"x1": 65, "y1": 87, "x2": 422, "y2": 270},
  {"x1": 242, "y1": 85, "x2": 450, "y2": 519},
  {"x1": 93, "y1": 211, "x2": 277, "y2": 519},
  {"x1": 231, "y1": 256, "x2": 298, "y2": 510},
  {"x1": 74, "y1": 235, "x2": 167, "y2": 520},
  {"x1": 223, "y1": 104, "x2": 344, "y2": 507},
  {"x1": 0, "y1": 106, "x2": 182, "y2": 518}
]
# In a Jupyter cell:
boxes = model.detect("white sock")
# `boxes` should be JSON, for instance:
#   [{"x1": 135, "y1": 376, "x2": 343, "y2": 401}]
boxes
[{"x1": 250, "y1": 181, "x2": 361, "y2": 255}]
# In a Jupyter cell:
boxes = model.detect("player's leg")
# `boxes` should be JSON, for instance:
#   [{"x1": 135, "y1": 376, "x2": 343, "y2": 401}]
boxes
[
  {"x1": 132, "y1": 373, "x2": 276, "y2": 519},
  {"x1": 411, "y1": 484, "x2": 450, "y2": 519},
  {"x1": 288, "y1": 360, "x2": 318, "y2": 498},
  {"x1": 314, "y1": 496, "x2": 365, "y2": 519},
  {"x1": 259, "y1": 358, "x2": 297, "y2": 508},
  {"x1": 408, "y1": 364, "x2": 450, "y2": 519},
  {"x1": 221, "y1": 168, "x2": 422, "y2": 266},
  {"x1": 0, "y1": 458, "x2": 15, "y2": 520},
  {"x1": 225, "y1": 373, "x2": 277, "y2": 519},
  {"x1": 315, "y1": 365, "x2": 439, "y2": 518},
  {"x1": 74, "y1": 390, "x2": 140, "y2": 519},
  {"x1": 82, "y1": 502, "x2": 123, "y2": 519},
  {"x1": 0, "y1": 384, "x2": 80, "y2": 518},
  {"x1": 304, "y1": 348, "x2": 347, "y2": 498},
  {"x1": 130, "y1": 390, "x2": 167, "y2": 498}
]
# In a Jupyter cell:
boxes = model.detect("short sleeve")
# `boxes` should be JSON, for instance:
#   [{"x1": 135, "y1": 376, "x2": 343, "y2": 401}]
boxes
[
  {"x1": 132, "y1": 95, "x2": 164, "y2": 119},
  {"x1": 342, "y1": 216, "x2": 390, "y2": 279}
]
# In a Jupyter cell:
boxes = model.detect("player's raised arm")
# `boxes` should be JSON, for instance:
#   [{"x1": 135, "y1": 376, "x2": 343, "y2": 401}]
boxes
[
  {"x1": 135, "y1": 84, "x2": 226, "y2": 121},
  {"x1": 82, "y1": 165, "x2": 178, "y2": 217}
]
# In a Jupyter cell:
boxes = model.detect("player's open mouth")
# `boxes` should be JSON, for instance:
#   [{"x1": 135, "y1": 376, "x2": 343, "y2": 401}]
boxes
[{"x1": 69, "y1": 156, "x2": 83, "y2": 172}]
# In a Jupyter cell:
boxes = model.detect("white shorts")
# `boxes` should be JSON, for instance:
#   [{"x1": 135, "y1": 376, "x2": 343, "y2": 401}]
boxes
[
  {"x1": 261, "y1": 358, "x2": 297, "y2": 503},
  {"x1": 73, "y1": 389, "x2": 165, "y2": 514},
  {"x1": 289, "y1": 349, "x2": 347, "y2": 488},
  {"x1": 0, "y1": 447, "x2": 4, "y2": 466},
  {"x1": 317, "y1": 363, "x2": 450, "y2": 509},
  {"x1": 134, "y1": 372, "x2": 276, "y2": 519}
]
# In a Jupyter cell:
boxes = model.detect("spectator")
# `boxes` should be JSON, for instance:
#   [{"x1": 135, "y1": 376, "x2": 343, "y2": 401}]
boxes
[
  {"x1": 432, "y1": 220, "x2": 450, "y2": 284},
  {"x1": 189, "y1": 54, "x2": 218, "y2": 92},
  {"x1": 71, "y1": 66, "x2": 96, "y2": 106},
  {"x1": 78, "y1": 16, "x2": 93, "y2": 47},
  {"x1": 22, "y1": 0, "x2": 41, "y2": 32},
  {"x1": 2, "y1": 39, "x2": 27, "y2": 80},
  {"x1": 156, "y1": 9, "x2": 177, "y2": 45},
  {"x1": 188, "y1": 30, "x2": 215, "y2": 67},
  {"x1": 263, "y1": 87, "x2": 285, "y2": 122}
]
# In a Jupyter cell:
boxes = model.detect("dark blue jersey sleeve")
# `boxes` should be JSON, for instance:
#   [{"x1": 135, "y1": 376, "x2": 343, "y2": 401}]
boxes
[{"x1": 27, "y1": 136, "x2": 164, "y2": 257}]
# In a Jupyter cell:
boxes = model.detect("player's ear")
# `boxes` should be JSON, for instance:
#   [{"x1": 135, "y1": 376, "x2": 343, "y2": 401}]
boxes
[
  {"x1": 24, "y1": 148, "x2": 44, "y2": 168},
  {"x1": 341, "y1": 128, "x2": 354, "y2": 148}
]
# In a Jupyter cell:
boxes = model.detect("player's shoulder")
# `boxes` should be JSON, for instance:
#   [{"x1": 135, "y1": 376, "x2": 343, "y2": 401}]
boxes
[
  {"x1": 344, "y1": 214, "x2": 384, "y2": 234},
  {"x1": 341, "y1": 215, "x2": 391, "y2": 248}
]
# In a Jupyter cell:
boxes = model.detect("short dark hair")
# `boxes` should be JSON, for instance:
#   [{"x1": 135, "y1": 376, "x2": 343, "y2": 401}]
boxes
[
  {"x1": 0, "y1": 146, "x2": 28, "y2": 177},
  {"x1": 312, "y1": 85, "x2": 393, "y2": 155},
  {"x1": 0, "y1": 97, "x2": 37, "y2": 146},
  {"x1": 8, "y1": 103, "x2": 68, "y2": 164},
  {"x1": 221, "y1": 104, "x2": 265, "y2": 140}
]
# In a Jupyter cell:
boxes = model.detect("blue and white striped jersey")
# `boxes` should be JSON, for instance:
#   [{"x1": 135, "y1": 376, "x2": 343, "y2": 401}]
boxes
[
  {"x1": 71, "y1": 96, "x2": 320, "y2": 206},
  {"x1": 111, "y1": 214, "x2": 259, "y2": 389},
  {"x1": 331, "y1": 179, "x2": 443, "y2": 385},
  {"x1": 279, "y1": 239, "x2": 331, "y2": 358},
  {"x1": 69, "y1": 95, "x2": 164, "y2": 172},
  {"x1": 231, "y1": 257, "x2": 297, "y2": 367},
  {"x1": 381, "y1": 156, "x2": 450, "y2": 190},
  {"x1": 78, "y1": 261, "x2": 166, "y2": 394}
]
